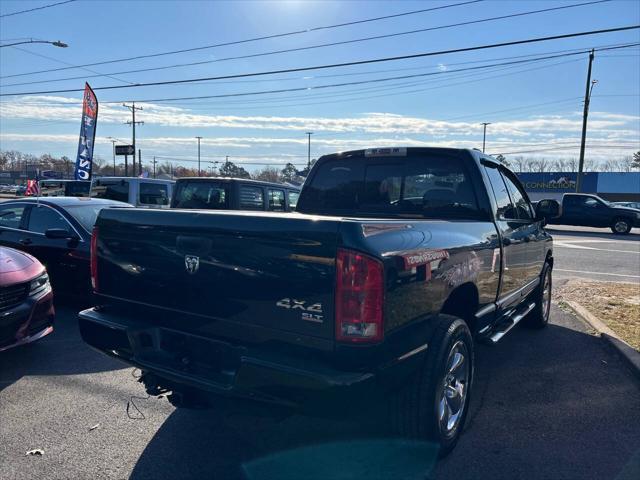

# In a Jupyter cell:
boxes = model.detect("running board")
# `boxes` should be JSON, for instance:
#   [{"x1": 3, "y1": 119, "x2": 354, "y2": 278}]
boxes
[{"x1": 488, "y1": 302, "x2": 536, "y2": 344}]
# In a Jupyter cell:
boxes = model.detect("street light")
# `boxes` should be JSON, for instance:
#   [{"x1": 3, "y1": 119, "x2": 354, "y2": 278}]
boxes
[
  {"x1": 306, "y1": 132, "x2": 313, "y2": 169},
  {"x1": 195, "y1": 136, "x2": 203, "y2": 176},
  {"x1": 0, "y1": 39, "x2": 68, "y2": 48},
  {"x1": 481, "y1": 122, "x2": 491, "y2": 153},
  {"x1": 106, "y1": 137, "x2": 117, "y2": 176}
]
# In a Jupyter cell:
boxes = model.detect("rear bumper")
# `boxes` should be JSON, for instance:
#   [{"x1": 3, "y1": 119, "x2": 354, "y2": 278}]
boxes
[
  {"x1": 78, "y1": 307, "x2": 411, "y2": 411},
  {"x1": 0, "y1": 288, "x2": 55, "y2": 352}
]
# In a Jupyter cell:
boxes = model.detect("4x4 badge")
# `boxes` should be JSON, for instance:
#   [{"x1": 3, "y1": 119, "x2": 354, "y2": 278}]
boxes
[{"x1": 185, "y1": 255, "x2": 199, "y2": 274}]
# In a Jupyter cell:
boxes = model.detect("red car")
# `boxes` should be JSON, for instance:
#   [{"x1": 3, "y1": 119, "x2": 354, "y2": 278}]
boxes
[{"x1": 0, "y1": 246, "x2": 54, "y2": 352}]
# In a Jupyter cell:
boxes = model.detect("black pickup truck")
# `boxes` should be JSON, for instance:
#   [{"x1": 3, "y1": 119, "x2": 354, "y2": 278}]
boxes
[
  {"x1": 550, "y1": 193, "x2": 640, "y2": 234},
  {"x1": 79, "y1": 147, "x2": 559, "y2": 455}
]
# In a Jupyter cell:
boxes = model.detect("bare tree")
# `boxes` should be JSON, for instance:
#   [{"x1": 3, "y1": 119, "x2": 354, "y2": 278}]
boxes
[{"x1": 512, "y1": 156, "x2": 526, "y2": 172}]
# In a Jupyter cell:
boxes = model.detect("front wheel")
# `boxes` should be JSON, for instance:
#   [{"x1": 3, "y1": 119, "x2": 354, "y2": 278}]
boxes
[
  {"x1": 524, "y1": 262, "x2": 552, "y2": 328},
  {"x1": 611, "y1": 218, "x2": 632, "y2": 235},
  {"x1": 390, "y1": 315, "x2": 473, "y2": 457}
]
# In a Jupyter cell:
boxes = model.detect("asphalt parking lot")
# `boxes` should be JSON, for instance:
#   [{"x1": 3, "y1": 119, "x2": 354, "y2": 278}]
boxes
[
  {"x1": 547, "y1": 225, "x2": 640, "y2": 283},
  {"x1": 1, "y1": 298, "x2": 639, "y2": 480}
]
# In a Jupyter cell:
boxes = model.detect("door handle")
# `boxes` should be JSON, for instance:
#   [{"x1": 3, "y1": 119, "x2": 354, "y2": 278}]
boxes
[
  {"x1": 503, "y1": 238, "x2": 512, "y2": 246},
  {"x1": 19, "y1": 238, "x2": 32, "y2": 246}
]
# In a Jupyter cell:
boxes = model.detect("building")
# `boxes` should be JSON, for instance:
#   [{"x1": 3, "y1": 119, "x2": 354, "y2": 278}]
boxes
[{"x1": 516, "y1": 172, "x2": 640, "y2": 202}]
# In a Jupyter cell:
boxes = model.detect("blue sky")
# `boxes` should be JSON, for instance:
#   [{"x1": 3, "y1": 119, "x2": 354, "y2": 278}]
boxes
[{"x1": 0, "y1": 0, "x2": 639, "y2": 172}]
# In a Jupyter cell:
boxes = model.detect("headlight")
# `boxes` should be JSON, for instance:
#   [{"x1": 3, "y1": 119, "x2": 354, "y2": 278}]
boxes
[{"x1": 29, "y1": 273, "x2": 50, "y2": 296}]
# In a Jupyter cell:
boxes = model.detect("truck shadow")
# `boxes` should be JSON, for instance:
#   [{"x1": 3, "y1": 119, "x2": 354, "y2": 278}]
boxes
[
  {"x1": 0, "y1": 301, "x2": 127, "y2": 393},
  {"x1": 129, "y1": 307, "x2": 640, "y2": 480}
]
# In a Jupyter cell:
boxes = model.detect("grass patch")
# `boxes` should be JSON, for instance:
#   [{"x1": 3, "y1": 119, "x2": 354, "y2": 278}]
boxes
[{"x1": 555, "y1": 280, "x2": 640, "y2": 351}]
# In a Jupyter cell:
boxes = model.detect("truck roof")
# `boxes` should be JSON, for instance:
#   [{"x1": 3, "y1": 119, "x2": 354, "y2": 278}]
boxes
[
  {"x1": 316, "y1": 147, "x2": 487, "y2": 163},
  {"x1": 92, "y1": 177, "x2": 175, "y2": 184},
  {"x1": 174, "y1": 176, "x2": 300, "y2": 190}
]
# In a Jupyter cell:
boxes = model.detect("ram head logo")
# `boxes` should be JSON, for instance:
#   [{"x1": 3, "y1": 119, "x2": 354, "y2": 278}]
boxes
[{"x1": 185, "y1": 255, "x2": 200, "y2": 274}]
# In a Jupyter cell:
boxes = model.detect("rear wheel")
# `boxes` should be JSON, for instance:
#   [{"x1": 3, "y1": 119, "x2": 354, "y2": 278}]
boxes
[
  {"x1": 391, "y1": 315, "x2": 473, "y2": 457},
  {"x1": 611, "y1": 218, "x2": 632, "y2": 234},
  {"x1": 524, "y1": 262, "x2": 552, "y2": 328}
]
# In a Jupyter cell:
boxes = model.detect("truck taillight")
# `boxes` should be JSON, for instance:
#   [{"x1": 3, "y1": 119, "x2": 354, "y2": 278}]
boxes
[
  {"x1": 335, "y1": 248, "x2": 384, "y2": 343},
  {"x1": 90, "y1": 226, "x2": 99, "y2": 292}
]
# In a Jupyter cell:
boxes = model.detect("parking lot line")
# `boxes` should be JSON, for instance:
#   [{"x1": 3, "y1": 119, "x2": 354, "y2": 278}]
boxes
[
  {"x1": 555, "y1": 269, "x2": 640, "y2": 278},
  {"x1": 554, "y1": 242, "x2": 640, "y2": 253}
]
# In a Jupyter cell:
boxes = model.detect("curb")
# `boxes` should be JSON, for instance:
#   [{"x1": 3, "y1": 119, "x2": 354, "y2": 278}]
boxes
[{"x1": 563, "y1": 300, "x2": 640, "y2": 380}]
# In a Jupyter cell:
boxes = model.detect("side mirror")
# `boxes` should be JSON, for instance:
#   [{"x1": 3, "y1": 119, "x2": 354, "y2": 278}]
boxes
[
  {"x1": 45, "y1": 228, "x2": 78, "y2": 240},
  {"x1": 535, "y1": 199, "x2": 561, "y2": 222}
]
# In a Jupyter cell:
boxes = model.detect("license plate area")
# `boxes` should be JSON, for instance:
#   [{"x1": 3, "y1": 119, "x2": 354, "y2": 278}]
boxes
[{"x1": 132, "y1": 328, "x2": 241, "y2": 386}]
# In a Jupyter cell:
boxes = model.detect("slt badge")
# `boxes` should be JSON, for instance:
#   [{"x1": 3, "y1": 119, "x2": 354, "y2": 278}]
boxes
[{"x1": 276, "y1": 298, "x2": 324, "y2": 323}]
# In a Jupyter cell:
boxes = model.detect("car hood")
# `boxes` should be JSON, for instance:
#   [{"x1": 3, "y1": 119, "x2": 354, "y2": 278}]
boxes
[{"x1": 0, "y1": 247, "x2": 44, "y2": 286}]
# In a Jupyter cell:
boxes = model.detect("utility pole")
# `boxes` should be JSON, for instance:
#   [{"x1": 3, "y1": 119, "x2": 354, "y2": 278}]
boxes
[
  {"x1": 306, "y1": 132, "x2": 313, "y2": 169},
  {"x1": 152, "y1": 156, "x2": 157, "y2": 178},
  {"x1": 108, "y1": 139, "x2": 116, "y2": 175},
  {"x1": 123, "y1": 102, "x2": 143, "y2": 177},
  {"x1": 195, "y1": 136, "x2": 203, "y2": 175},
  {"x1": 577, "y1": 49, "x2": 596, "y2": 193},
  {"x1": 481, "y1": 123, "x2": 491, "y2": 153}
]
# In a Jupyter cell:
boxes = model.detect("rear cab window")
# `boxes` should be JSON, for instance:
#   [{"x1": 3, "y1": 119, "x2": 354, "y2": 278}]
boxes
[
  {"x1": 239, "y1": 185, "x2": 265, "y2": 210},
  {"x1": 139, "y1": 182, "x2": 169, "y2": 206},
  {"x1": 172, "y1": 181, "x2": 229, "y2": 209},
  {"x1": 288, "y1": 191, "x2": 300, "y2": 210},
  {"x1": 91, "y1": 180, "x2": 130, "y2": 203},
  {"x1": 297, "y1": 151, "x2": 482, "y2": 220},
  {"x1": 268, "y1": 189, "x2": 286, "y2": 211}
]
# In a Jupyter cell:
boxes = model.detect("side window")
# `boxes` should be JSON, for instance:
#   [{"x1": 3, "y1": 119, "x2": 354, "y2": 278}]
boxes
[
  {"x1": 27, "y1": 205, "x2": 70, "y2": 233},
  {"x1": 484, "y1": 166, "x2": 517, "y2": 220},
  {"x1": 583, "y1": 197, "x2": 599, "y2": 207},
  {"x1": 139, "y1": 183, "x2": 169, "y2": 206},
  {"x1": 288, "y1": 191, "x2": 300, "y2": 210},
  {"x1": 92, "y1": 181, "x2": 129, "y2": 203},
  {"x1": 268, "y1": 189, "x2": 285, "y2": 211},
  {"x1": 239, "y1": 186, "x2": 264, "y2": 210},
  {"x1": 501, "y1": 170, "x2": 533, "y2": 220},
  {"x1": 0, "y1": 205, "x2": 26, "y2": 230}
]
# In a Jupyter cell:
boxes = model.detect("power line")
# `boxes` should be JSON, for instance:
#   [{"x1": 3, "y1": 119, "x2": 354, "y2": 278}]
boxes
[
  {"x1": 0, "y1": 0, "x2": 483, "y2": 78},
  {"x1": 0, "y1": 0, "x2": 76, "y2": 18},
  {"x1": 0, "y1": 0, "x2": 612, "y2": 86},
  {"x1": 494, "y1": 144, "x2": 639, "y2": 155},
  {"x1": 8, "y1": 46, "x2": 135, "y2": 85},
  {"x1": 104, "y1": 46, "x2": 637, "y2": 104},
  {"x1": 3, "y1": 26, "x2": 638, "y2": 98}
]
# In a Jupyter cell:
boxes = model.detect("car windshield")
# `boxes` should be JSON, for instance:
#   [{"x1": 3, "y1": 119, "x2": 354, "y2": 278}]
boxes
[{"x1": 65, "y1": 204, "x2": 128, "y2": 232}]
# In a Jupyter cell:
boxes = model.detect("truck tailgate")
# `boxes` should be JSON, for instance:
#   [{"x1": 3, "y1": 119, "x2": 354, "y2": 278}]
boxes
[{"x1": 95, "y1": 209, "x2": 340, "y2": 341}]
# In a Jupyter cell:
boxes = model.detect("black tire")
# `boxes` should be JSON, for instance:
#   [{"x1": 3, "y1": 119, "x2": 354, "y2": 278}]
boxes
[
  {"x1": 611, "y1": 217, "x2": 632, "y2": 235},
  {"x1": 524, "y1": 261, "x2": 552, "y2": 329},
  {"x1": 390, "y1": 315, "x2": 473, "y2": 457}
]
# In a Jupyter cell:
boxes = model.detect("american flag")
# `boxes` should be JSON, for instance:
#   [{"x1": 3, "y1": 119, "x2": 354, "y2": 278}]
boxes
[{"x1": 25, "y1": 179, "x2": 39, "y2": 196}]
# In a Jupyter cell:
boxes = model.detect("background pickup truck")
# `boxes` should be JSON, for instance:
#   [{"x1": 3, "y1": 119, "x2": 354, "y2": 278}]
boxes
[
  {"x1": 170, "y1": 177, "x2": 300, "y2": 212},
  {"x1": 79, "y1": 147, "x2": 559, "y2": 456},
  {"x1": 549, "y1": 192, "x2": 640, "y2": 234}
]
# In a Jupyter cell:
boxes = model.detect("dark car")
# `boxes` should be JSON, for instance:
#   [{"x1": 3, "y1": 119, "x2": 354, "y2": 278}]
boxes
[
  {"x1": 79, "y1": 147, "x2": 559, "y2": 455},
  {"x1": 0, "y1": 197, "x2": 132, "y2": 295},
  {"x1": 550, "y1": 193, "x2": 640, "y2": 234},
  {"x1": 0, "y1": 246, "x2": 54, "y2": 352},
  {"x1": 40, "y1": 179, "x2": 91, "y2": 197},
  {"x1": 613, "y1": 201, "x2": 640, "y2": 211},
  {"x1": 171, "y1": 177, "x2": 301, "y2": 211}
]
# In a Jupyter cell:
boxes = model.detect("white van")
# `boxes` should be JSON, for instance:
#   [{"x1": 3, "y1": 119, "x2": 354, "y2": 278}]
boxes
[{"x1": 90, "y1": 177, "x2": 175, "y2": 208}]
